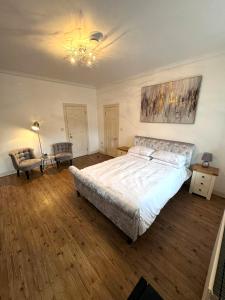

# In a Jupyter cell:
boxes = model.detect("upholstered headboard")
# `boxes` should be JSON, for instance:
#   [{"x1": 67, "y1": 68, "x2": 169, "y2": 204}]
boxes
[{"x1": 134, "y1": 136, "x2": 195, "y2": 167}]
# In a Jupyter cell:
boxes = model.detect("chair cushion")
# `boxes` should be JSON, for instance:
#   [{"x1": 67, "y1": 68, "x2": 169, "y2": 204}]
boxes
[
  {"x1": 55, "y1": 152, "x2": 73, "y2": 161},
  {"x1": 19, "y1": 159, "x2": 42, "y2": 170}
]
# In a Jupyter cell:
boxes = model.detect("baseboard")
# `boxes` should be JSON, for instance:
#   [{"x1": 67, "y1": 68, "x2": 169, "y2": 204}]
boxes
[
  {"x1": 98, "y1": 150, "x2": 106, "y2": 155},
  {"x1": 0, "y1": 170, "x2": 16, "y2": 178},
  {"x1": 213, "y1": 190, "x2": 225, "y2": 199},
  {"x1": 88, "y1": 149, "x2": 100, "y2": 155},
  {"x1": 98, "y1": 150, "x2": 116, "y2": 157}
]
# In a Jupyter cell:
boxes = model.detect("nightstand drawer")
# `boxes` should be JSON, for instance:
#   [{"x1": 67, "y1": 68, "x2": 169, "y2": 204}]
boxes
[
  {"x1": 195, "y1": 172, "x2": 211, "y2": 185},
  {"x1": 192, "y1": 183, "x2": 209, "y2": 197}
]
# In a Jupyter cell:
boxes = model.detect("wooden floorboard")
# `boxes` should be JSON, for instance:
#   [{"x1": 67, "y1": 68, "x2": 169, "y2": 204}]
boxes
[{"x1": 0, "y1": 153, "x2": 224, "y2": 300}]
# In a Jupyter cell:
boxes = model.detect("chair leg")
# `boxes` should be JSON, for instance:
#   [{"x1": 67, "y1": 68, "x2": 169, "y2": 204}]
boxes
[
  {"x1": 70, "y1": 159, "x2": 73, "y2": 166},
  {"x1": 40, "y1": 165, "x2": 43, "y2": 174},
  {"x1": 56, "y1": 161, "x2": 60, "y2": 168},
  {"x1": 17, "y1": 170, "x2": 20, "y2": 177},
  {"x1": 25, "y1": 171, "x2": 30, "y2": 180}
]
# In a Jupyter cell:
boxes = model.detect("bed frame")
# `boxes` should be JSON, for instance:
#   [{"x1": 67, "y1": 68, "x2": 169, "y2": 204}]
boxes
[{"x1": 70, "y1": 136, "x2": 195, "y2": 242}]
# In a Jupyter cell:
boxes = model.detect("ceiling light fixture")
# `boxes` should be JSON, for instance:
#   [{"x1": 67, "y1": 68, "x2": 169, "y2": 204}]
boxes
[{"x1": 64, "y1": 24, "x2": 104, "y2": 67}]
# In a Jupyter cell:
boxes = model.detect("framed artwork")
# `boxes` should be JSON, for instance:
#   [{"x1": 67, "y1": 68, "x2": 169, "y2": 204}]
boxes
[{"x1": 140, "y1": 75, "x2": 202, "y2": 124}]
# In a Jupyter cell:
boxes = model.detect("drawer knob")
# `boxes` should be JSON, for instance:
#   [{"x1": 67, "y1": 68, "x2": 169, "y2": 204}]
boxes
[
  {"x1": 202, "y1": 175, "x2": 205, "y2": 178},
  {"x1": 201, "y1": 182, "x2": 203, "y2": 185},
  {"x1": 199, "y1": 189, "x2": 202, "y2": 191}
]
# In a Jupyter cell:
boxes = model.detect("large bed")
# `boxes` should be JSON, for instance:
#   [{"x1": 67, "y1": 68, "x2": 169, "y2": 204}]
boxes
[{"x1": 69, "y1": 136, "x2": 195, "y2": 242}]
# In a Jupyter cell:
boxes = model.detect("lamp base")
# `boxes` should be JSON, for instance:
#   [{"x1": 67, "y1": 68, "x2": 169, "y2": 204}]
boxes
[{"x1": 202, "y1": 161, "x2": 210, "y2": 168}]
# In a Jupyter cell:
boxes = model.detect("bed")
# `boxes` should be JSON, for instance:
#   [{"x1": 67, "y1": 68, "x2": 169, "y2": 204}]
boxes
[{"x1": 69, "y1": 136, "x2": 195, "y2": 242}]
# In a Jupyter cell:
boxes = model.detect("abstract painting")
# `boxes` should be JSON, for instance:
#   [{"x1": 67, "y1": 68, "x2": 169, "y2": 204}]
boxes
[{"x1": 140, "y1": 76, "x2": 202, "y2": 124}]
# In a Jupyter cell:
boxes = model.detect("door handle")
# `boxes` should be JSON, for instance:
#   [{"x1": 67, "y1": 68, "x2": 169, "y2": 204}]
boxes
[{"x1": 70, "y1": 134, "x2": 73, "y2": 139}]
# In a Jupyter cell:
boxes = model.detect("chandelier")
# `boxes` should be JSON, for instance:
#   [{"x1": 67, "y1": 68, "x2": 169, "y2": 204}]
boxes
[{"x1": 64, "y1": 28, "x2": 103, "y2": 67}]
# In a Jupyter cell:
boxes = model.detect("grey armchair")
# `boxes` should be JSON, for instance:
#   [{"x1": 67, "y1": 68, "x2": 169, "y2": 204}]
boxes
[
  {"x1": 9, "y1": 148, "x2": 43, "y2": 179},
  {"x1": 52, "y1": 142, "x2": 73, "y2": 168}
]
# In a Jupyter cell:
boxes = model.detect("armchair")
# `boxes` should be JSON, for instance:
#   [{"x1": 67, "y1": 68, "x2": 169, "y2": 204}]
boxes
[
  {"x1": 52, "y1": 142, "x2": 73, "y2": 168},
  {"x1": 9, "y1": 148, "x2": 42, "y2": 179}
]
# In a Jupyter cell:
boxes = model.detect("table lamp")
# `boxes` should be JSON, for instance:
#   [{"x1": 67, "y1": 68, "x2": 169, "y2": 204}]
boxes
[{"x1": 201, "y1": 152, "x2": 212, "y2": 168}]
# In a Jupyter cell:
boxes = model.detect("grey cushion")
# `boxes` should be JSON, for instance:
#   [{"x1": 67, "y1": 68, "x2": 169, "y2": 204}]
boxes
[
  {"x1": 55, "y1": 152, "x2": 73, "y2": 159},
  {"x1": 20, "y1": 158, "x2": 42, "y2": 170}
]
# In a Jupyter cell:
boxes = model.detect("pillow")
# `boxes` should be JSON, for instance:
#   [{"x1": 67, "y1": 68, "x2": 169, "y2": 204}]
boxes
[
  {"x1": 152, "y1": 159, "x2": 182, "y2": 169},
  {"x1": 128, "y1": 152, "x2": 151, "y2": 161},
  {"x1": 151, "y1": 150, "x2": 186, "y2": 168},
  {"x1": 128, "y1": 146, "x2": 155, "y2": 157}
]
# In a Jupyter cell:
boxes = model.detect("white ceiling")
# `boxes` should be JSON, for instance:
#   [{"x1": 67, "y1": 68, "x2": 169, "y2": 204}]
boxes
[{"x1": 1, "y1": 0, "x2": 225, "y2": 87}]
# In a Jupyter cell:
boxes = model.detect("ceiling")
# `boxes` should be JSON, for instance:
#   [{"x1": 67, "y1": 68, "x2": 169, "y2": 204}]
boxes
[{"x1": 1, "y1": 0, "x2": 225, "y2": 87}]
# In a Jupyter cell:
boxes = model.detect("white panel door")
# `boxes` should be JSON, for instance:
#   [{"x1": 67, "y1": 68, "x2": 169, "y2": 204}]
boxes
[
  {"x1": 64, "y1": 104, "x2": 88, "y2": 157},
  {"x1": 104, "y1": 104, "x2": 119, "y2": 157}
]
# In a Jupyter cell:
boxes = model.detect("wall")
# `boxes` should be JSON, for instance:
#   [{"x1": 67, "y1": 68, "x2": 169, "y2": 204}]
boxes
[
  {"x1": 0, "y1": 73, "x2": 98, "y2": 176},
  {"x1": 97, "y1": 55, "x2": 225, "y2": 196}
]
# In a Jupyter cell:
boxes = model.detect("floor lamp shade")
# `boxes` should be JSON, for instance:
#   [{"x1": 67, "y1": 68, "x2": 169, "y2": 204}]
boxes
[{"x1": 31, "y1": 121, "x2": 40, "y2": 132}]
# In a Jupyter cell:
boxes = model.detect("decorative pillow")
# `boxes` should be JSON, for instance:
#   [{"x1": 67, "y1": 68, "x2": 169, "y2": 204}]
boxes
[
  {"x1": 128, "y1": 146, "x2": 155, "y2": 157},
  {"x1": 151, "y1": 150, "x2": 186, "y2": 167},
  {"x1": 128, "y1": 153, "x2": 151, "y2": 161}
]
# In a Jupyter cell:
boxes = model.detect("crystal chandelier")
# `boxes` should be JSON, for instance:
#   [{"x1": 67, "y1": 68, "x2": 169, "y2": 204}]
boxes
[{"x1": 64, "y1": 28, "x2": 103, "y2": 67}]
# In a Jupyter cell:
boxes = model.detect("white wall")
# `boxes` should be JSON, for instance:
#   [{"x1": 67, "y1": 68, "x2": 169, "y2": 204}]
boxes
[
  {"x1": 97, "y1": 55, "x2": 225, "y2": 196},
  {"x1": 0, "y1": 73, "x2": 99, "y2": 176}
]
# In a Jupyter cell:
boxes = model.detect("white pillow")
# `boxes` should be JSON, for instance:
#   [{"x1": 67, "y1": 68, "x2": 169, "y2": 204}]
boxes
[
  {"x1": 128, "y1": 153, "x2": 151, "y2": 161},
  {"x1": 151, "y1": 150, "x2": 186, "y2": 167},
  {"x1": 128, "y1": 146, "x2": 155, "y2": 157}
]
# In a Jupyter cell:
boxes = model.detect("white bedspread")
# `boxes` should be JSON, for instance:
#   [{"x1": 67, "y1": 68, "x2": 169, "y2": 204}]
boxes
[{"x1": 79, "y1": 154, "x2": 191, "y2": 235}]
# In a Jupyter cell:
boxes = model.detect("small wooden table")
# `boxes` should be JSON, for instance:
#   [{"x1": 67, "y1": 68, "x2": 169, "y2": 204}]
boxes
[
  {"x1": 117, "y1": 146, "x2": 130, "y2": 156},
  {"x1": 189, "y1": 164, "x2": 219, "y2": 200}
]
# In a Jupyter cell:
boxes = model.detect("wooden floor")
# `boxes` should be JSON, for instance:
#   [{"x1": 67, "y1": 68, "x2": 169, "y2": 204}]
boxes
[{"x1": 0, "y1": 153, "x2": 224, "y2": 300}]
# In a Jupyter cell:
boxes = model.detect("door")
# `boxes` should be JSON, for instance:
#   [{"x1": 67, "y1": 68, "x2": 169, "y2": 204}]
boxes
[
  {"x1": 64, "y1": 104, "x2": 88, "y2": 157},
  {"x1": 104, "y1": 104, "x2": 119, "y2": 157}
]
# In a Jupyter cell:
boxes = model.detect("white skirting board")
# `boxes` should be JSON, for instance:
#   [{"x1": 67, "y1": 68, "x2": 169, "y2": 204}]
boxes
[
  {"x1": 202, "y1": 210, "x2": 225, "y2": 300},
  {"x1": 0, "y1": 170, "x2": 16, "y2": 177},
  {"x1": 213, "y1": 190, "x2": 225, "y2": 199}
]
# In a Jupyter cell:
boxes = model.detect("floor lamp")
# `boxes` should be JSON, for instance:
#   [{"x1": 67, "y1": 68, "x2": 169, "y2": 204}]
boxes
[{"x1": 31, "y1": 121, "x2": 43, "y2": 155}]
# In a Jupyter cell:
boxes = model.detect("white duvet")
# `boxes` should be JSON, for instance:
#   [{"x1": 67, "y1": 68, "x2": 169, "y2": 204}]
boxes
[{"x1": 79, "y1": 154, "x2": 191, "y2": 235}]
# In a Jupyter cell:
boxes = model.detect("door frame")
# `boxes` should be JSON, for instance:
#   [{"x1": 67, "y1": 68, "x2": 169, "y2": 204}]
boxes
[
  {"x1": 104, "y1": 103, "x2": 119, "y2": 156},
  {"x1": 63, "y1": 103, "x2": 89, "y2": 156}
]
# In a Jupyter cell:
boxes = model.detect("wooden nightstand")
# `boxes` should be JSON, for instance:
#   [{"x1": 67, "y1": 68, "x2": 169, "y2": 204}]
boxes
[
  {"x1": 117, "y1": 146, "x2": 129, "y2": 156},
  {"x1": 189, "y1": 164, "x2": 219, "y2": 200}
]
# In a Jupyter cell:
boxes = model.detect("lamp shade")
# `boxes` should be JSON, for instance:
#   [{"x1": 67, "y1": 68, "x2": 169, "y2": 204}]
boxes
[
  {"x1": 201, "y1": 152, "x2": 213, "y2": 162},
  {"x1": 31, "y1": 121, "x2": 40, "y2": 132}
]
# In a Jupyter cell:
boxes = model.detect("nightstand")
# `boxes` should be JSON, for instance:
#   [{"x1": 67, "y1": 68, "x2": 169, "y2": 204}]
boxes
[
  {"x1": 117, "y1": 146, "x2": 130, "y2": 156},
  {"x1": 189, "y1": 164, "x2": 219, "y2": 200}
]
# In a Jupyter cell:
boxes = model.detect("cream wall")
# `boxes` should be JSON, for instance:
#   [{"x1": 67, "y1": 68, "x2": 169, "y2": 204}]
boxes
[
  {"x1": 0, "y1": 73, "x2": 98, "y2": 176},
  {"x1": 97, "y1": 55, "x2": 225, "y2": 196}
]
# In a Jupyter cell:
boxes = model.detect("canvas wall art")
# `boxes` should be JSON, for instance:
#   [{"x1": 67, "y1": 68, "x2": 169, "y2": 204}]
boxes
[{"x1": 140, "y1": 76, "x2": 202, "y2": 124}]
